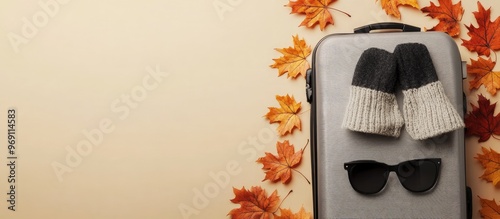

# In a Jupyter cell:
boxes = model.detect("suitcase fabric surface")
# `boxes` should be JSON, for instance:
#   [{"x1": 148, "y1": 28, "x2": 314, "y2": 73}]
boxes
[{"x1": 307, "y1": 23, "x2": 468, "y2": 218}]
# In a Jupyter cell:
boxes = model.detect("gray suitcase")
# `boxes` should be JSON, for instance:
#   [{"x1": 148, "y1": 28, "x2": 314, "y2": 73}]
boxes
[{"x1": 306, "y1": 23, "x2": 471, "y2": 219}]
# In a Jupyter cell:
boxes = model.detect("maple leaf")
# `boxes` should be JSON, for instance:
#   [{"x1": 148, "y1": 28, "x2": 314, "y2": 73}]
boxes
[
  {"x1": 256, "y1": 140, "x2": 309, "y2": 184},
  {"x1": 286, "y1": 0, "x2": 350, "y2": 31},
  {"x1": 376, "y1": 0, "x2": 419, "y2": 19},
  {"x1": 270, "y1": 35, "x2": 311, "y2": 79},
  {"x1": 265, "y1": 94, "x2": 302, "y2": 136},
  {"x1": 464, "y1": 94, "x2": 500, "y2": 142},
  {"x1": 421, "y1": 0, "x2": 463, "y2": 37},
  {"x1": 228, "y1": 186, "x2": 280, "y2": 219},
  {"x1": 475, "y1": 147, "x2": 500, "y2": 186},
  {"x1": 461, "y1": 1, "x2": 500, "y2": 57},
  {"x1": 287, "y1": 0, "x2": 334, "y2": 31},
  {"x1": 275, "y1": 207, "x2": 312, "y2": 219},
  {"x1": 468, "y1": 57, "x2": 500, "y2": 95},
  {"x1": 479, "y1": 196, "x2": 500, "y2": 218}
]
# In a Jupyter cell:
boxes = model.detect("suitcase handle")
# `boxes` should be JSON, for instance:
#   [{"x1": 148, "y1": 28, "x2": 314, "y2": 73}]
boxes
[{"x1": 354, "y1": 22, "x2": 420, "y2": 33}]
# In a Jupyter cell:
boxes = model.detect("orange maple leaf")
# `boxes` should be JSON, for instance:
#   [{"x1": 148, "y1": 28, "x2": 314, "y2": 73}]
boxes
[
  {"x1": 275, "y1": 207, "x2": 312, "y2": 219},
  {"x1": 377, "y1": 0, "x2": 419, "y2": 19},
  {"x1": 461, "y1": 1, "x2": 500, "y2": 57},
  {"x1": 265, "y1": 94, "x2": 302, "y2": 136},
  {"x1": 286, "y1": 0, "x2": 350, "y2": 31},
  {"x1": 475, "y1": 147, "x2": 500, "y2": 186},
  {"x1": 270, "y1": 35, "x2": 311, "y2": 79},
  {"x1": 256, "y1": 140, "x2": 308, "y2": 184},
  {"x1": 228, "y1": 186, "x2": 280, "y2": 219},
  {"x1": 421, "y1": 0, "x2": 463, "y2": 37},
  {"x1": 468, "y1": 57, "x2": 500, "y2": 95},
  {"x1": 479, "y1": 196, "x2": 500, "y2": 218}
]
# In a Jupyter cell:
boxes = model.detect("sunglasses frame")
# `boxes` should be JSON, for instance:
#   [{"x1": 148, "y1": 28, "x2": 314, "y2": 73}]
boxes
[{"x1": 344, "y1": 158, "x2": 441, "y2": 194}]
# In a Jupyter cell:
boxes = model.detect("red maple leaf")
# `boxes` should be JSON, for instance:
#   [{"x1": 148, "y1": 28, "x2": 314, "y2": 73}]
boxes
[
  {"x1": 421, "y1": 0, "x2": 463, "y2": 37},
  {"x1": 461, "y1": 1, "x2": 500, "y2": 57},
  {"x1": 228, "y1": 186, "x2": 280, "y2": 219},
  {"x1": 465, "y1": 94, "x2": 500, "y2": 142}
]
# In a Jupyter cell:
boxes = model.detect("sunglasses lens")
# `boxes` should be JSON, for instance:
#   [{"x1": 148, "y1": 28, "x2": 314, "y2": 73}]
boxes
[
  {"x1": 397, "y1": 160, "x2": 439, "y2": 192},
  {"x1": 348, "y1": 163, "x2": 387, "y2": 194}
]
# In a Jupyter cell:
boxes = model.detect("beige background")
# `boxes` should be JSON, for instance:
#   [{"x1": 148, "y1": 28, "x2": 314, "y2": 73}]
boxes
[{"x1": 0, "y1": 0, "x2": 498, "y2": 218}]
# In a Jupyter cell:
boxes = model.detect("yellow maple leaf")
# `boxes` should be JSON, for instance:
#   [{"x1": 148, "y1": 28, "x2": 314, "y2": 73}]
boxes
[
  {"x1": 287, "y1": 0, "x2": 335, "y2": 30},
  {"x1": 286, "y1": 0, "x2": 351, "y2": 30},
  {"x1": 265, "y1": 94, "x2": 302, "y2": 136},
  {"x1": 275, "y1": 206, "x2": 312, "y2": 219},
  {"x1": 468, "y1": 57, "x2": 500, "y2": 95},
  {"x1": 377, "y1": 0, "x2": 419, "y2": 19},
  {"x1": 475, "y1": 147, "x2": 500, "y2": 186},
  {"x1": 270, "y1": 35, "x2": 311, "y2": 79}
]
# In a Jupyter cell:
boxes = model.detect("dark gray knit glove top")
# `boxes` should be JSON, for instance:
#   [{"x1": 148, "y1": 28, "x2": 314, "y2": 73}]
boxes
[
  {"x1": 352, "y1": 48, "x2": 398, "y2": 93},
  {"x1": 395, "y1": 43, "x2": 439, "y2": 90}
]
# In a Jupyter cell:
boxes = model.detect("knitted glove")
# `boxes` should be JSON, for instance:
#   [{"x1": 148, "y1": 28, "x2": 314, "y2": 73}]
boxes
[
  {"x1": 342, "y1": 48, "x2": 404, "y2": 137},
  {"x1": 394, "y1": 43, "x2": 464, "y2": 140}
]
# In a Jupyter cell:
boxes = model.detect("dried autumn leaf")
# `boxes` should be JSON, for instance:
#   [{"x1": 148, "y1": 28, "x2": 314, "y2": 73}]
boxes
[
  {"x1": 377, "y1": 0, "x2": 419, "y2": 19},
  {"x1": 265, "y1": 94, "x2": 302, "y2": 136},
  {"x1": 461, "y1": 1, "x2": 500, "y2": 57},
  {"x1": 275, "y1": 207, "x2": 312, "y2": 219},
  {"x1": 464, "y1": 94, "x2": 500, "y2": 142},
  {"x1": 287, "y1": 0, "x2": 333, "y2": 30},
  {"x1": 468, "y1": 57, "x2": 500, "y2": 95},
  {"x1": 421, "y1": 0, "x2": 463, "y2": 37},
  {"x1": 256, "y1": 140, "x2": 309, "y2": 184},
  {"x1": 270, "y1": 35, "x2": 311, "y2": 79},
  {"x1": 479, "y1": 196, "x2": 500, "y2": 218},
  {"x1": 286, "y1": 0, "x2": 350, "y2": 31},
  {"x1": 228, "y1": 186, "x2": 280, "y2": 219},
  {"x1": 475, "y1": 147, "x2": 500, "y2": 186}
]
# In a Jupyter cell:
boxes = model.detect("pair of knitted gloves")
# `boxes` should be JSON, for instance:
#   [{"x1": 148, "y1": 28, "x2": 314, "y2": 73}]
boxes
[{"x1": 342, "y1": 43, "x2": 464, "y2": 140}]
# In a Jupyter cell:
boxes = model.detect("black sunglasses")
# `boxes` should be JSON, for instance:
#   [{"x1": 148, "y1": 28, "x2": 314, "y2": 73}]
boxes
[{"x1": 344, "y1": 158, "x2": 441, "y2": 194}]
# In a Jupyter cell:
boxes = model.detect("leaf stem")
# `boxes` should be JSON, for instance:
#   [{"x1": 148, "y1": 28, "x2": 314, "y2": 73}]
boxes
[
  {"x1": 492, "y1": 135, "x2": 500, "y2": 141},
  {"x1": 302, "y1": 139, "x2": 310, "y2": 151},
  {"x1": 273, "y1": 189, "x2": 293, "y2": 214},
  {"x1": 294, "y1": 139, "x2": 311, "y2": 184},
  {"x1": 298, "y1": 108, "x2": 311, "y2": 116},
  {"x1": 327, "y1": 7, "x2": 352, "y2": 17},
  {"x1": 292, "y1": 5, "x2": 352, "y2": 17},
  {"x1": 293, "y1": 168, "x2": 311, "y2": 184}
]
